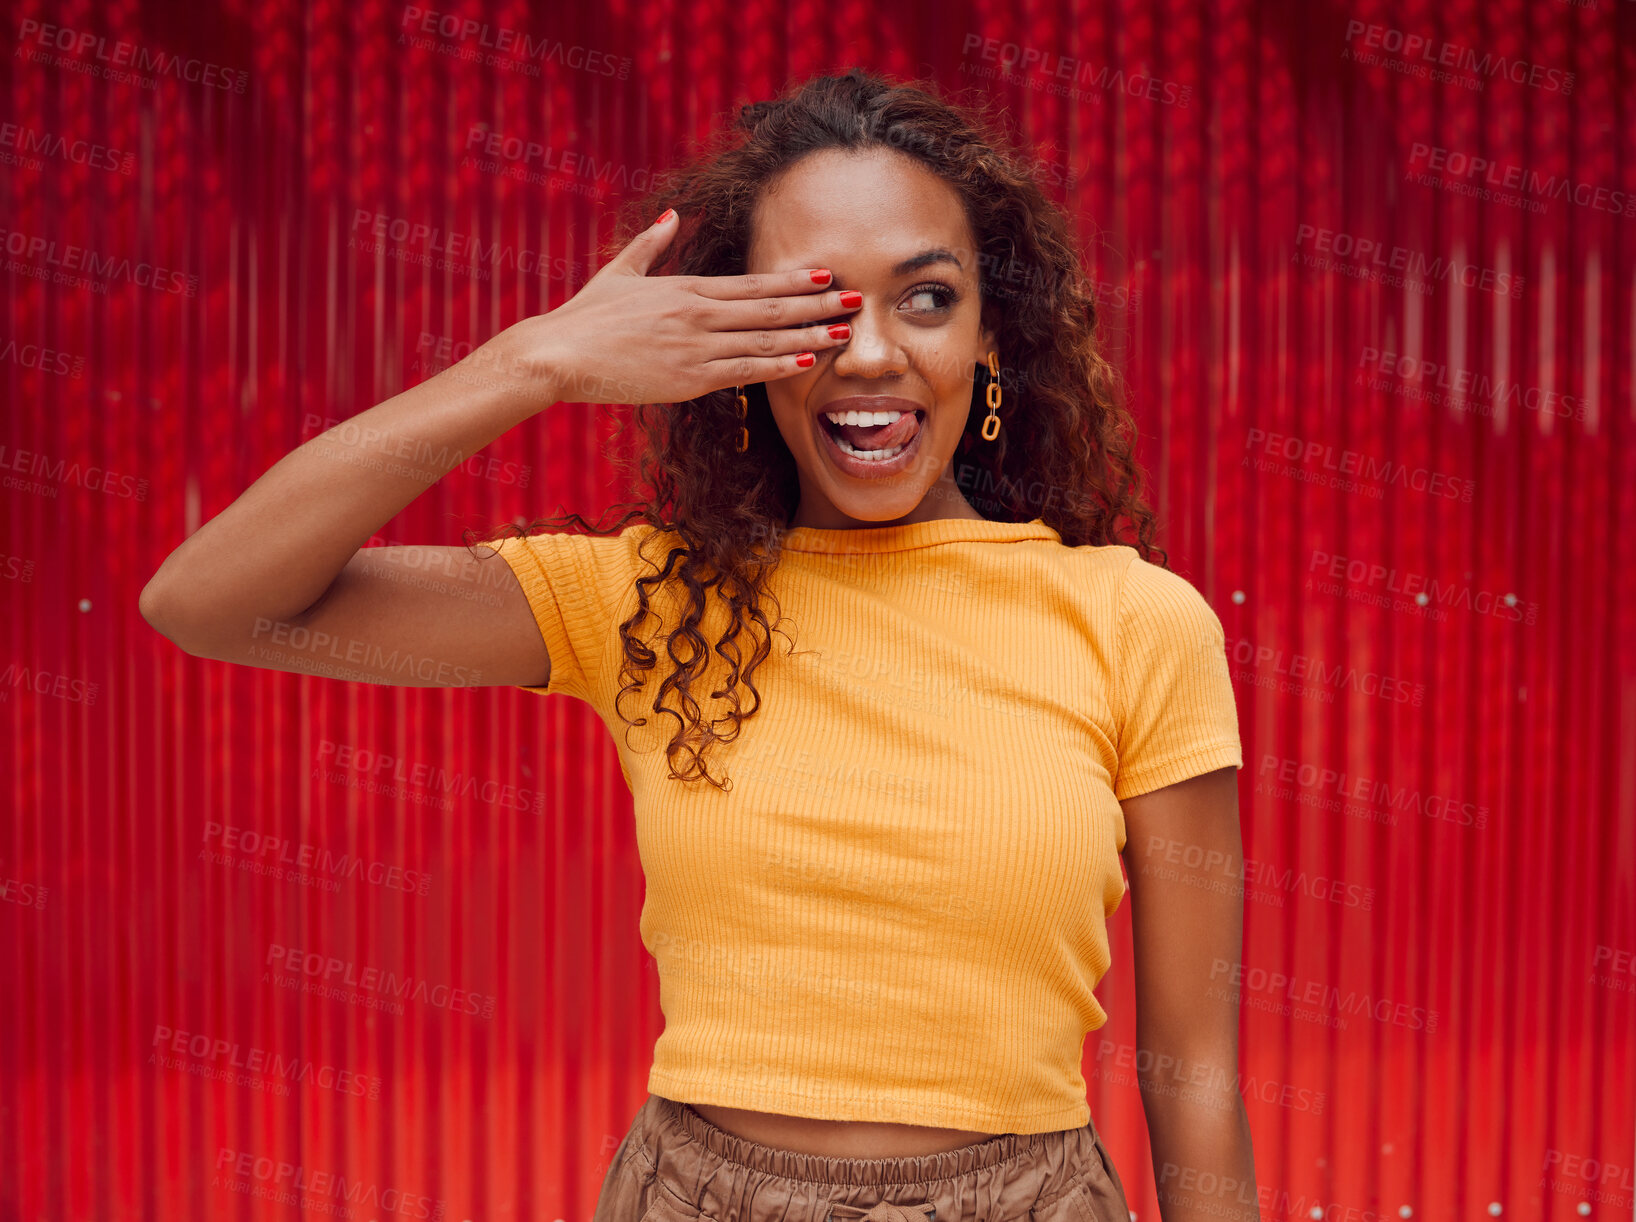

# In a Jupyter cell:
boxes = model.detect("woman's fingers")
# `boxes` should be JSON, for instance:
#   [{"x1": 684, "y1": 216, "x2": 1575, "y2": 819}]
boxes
[
  {"x1": 700, "y1": 350, "x2": 825, "y2": 385},
  {"x1": 691, "y1": 267, "x2": 863, "y2": 328},
  {"x1": 691, "y1": 266, "x2": 837, "y2": 299},
  {"x1": 706, "y1": 316, "x2": 852, "y2": 364},
  {"x1": 696, "y1": 286, "x2": 864, "y2": 335}
]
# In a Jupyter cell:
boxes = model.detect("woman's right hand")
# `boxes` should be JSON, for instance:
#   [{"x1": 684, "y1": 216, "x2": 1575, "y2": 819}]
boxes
[{"x1": 486, "y1": 209, "x2": 863, "y2": 407}]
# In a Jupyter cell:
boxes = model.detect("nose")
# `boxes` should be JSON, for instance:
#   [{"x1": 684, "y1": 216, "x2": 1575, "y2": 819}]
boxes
[{"x1": 828, "y1": 300, "x2": 907, "y2": 380}]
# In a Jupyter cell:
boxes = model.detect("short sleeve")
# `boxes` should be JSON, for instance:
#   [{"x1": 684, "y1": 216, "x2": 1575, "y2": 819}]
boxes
[
  {"x1": 481, "y1": 525, "x2": 651, "y2": 708},
  {"x1": 1112, "y1": 552, "x2": 1243, "y2": 801}
]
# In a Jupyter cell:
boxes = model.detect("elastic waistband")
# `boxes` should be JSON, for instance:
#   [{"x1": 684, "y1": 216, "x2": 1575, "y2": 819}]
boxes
[{"x1": 641, "y1": 1094, "x2": 1100, "y2": 1190}]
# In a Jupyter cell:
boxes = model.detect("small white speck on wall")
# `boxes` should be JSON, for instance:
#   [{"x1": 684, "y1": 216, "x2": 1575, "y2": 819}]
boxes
[{"x1": 77, "y1": 599, "x2": 91, "y2": 613}]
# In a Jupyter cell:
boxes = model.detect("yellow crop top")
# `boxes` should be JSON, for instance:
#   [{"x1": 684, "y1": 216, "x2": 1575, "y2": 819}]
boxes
[{"x1": 487, "y1": 515, "x2": 1243, "y2": 1134}]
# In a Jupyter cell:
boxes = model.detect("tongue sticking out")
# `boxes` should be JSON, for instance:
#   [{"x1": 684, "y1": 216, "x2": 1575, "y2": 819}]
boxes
[{"x1": 834, "y1": 411, "x2": 922, "y2": 452}]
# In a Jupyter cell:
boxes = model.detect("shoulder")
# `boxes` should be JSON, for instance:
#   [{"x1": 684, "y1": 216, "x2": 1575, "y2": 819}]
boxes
[
  {"x1": 1050, "y1": 542, "x2": 1209, "y2": 610},
  {"x1": 1074, "y1": 546, "x2": 1228, "y2": 654},
  {"x1": 1119, "y1": 550, "x2": 1216, "y2": 614},
  {"x1": 485, "y1": 521, "x2": 682, "y2": 620},
  {"x1": 493, "y1": 519, "x2": 675, "y2": 565}
]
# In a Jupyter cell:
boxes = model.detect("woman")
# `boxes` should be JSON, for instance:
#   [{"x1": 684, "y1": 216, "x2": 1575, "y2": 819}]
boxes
[{"x1": 141, "y1": 69, "x2": 1256, "y2": 1222}]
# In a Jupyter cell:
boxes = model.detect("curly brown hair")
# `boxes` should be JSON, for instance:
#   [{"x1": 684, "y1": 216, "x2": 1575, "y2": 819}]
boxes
[{"x1": 477, "y1": 67, "x2": 1165, "y2": 791}]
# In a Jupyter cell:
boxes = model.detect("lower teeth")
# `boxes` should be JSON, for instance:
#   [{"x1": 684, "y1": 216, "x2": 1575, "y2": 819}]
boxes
[{"x1": 834, "y1": 434, "x2": 907, "y2": 461}]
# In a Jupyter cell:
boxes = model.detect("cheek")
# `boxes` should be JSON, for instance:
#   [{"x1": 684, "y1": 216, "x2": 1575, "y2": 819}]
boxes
[
  {"x1": 915, "y1": 339, "x2": 977, "y2": 395},
  {"x1": 764, "y1": 388, "x2": 815, "y2": 449}
]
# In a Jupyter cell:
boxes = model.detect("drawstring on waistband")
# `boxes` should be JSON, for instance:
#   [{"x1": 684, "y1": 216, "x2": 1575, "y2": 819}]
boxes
[{"x1": 826, "y1": 1203, "x2": 936, "y2": 1222}]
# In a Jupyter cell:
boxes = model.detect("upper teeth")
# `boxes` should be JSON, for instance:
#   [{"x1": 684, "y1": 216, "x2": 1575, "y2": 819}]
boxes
[{"x1": 825, "y1": 409, "x2": 905, "y2": 425}]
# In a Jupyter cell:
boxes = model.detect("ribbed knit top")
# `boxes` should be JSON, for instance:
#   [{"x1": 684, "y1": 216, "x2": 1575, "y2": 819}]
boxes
[{"x1": 489, "y1": 515, "x2": 1242, "y2": 1133}]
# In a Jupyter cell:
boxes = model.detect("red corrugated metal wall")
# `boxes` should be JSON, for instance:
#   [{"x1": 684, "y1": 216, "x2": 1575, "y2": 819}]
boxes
[{"x1": 3, "y1": 1, "x2": 1632, "y2": 1219}]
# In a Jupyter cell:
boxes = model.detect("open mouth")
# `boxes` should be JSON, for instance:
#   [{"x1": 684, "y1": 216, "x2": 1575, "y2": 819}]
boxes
[{"x1": 818, "y1": 407, "x2": 926, "y2": 465}]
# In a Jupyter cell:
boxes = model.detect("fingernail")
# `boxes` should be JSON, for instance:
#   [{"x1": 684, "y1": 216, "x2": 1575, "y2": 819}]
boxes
[
  {"x1": 796, "y1": 352, "x2": 815, "y2": 368},
  {"x1": 810, "y1": 269, "x2": 832, "y2": 285},
  {"x1": 827, "y1": 324, "x2": 851, "y2": 340},
  {"x1": 839, "y1": 290, "x2": 863, "y2": 308},
  {"x1": 654, "y1": 208, "x2": 675, "y2": 226}
]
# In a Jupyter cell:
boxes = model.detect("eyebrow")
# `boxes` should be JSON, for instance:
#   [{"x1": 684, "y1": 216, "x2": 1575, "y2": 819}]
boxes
[
  {"x1": 781, "y1": 248, "x2": 966, "y2": 279},
  {"x1": 891, "y1": 248, "x2": 964, "y2": 276}
]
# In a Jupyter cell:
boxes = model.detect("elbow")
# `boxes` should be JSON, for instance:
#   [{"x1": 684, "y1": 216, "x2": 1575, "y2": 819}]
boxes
[
  {"x1": 139, "y1": 574, "x2": 207, "y2": 655},
  {"x1": 138, "y1": 574, "x2": 173, "y2": 635}
]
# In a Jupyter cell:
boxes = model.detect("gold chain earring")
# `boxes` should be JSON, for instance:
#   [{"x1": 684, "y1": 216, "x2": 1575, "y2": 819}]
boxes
[
  {"x1": 733, "y1": 385, "x2": 750, "y2": 452},
  {"x1": 981, "y1": 351, "x2": 1002, "y2": 441}
]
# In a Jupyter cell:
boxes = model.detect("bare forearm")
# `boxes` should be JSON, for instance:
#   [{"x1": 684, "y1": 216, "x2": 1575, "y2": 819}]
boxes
[
  {"x1": 141, "y1": 329, "x2": 554, "y2": 640},
  {"x1": 1140, "y1": 1088, "x2": 1261, "y2": 1222}
]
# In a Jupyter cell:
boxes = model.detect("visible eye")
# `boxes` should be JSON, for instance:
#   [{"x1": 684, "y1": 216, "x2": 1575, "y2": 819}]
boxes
[{"x1": 901, "y1": 282, "x2": 959, "y2": 315}]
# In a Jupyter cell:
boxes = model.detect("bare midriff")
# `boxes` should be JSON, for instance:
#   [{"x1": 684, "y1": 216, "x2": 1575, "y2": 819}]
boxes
[{"x1": 686, "y1": 1101, "x2": 1003, "y2": 1157}]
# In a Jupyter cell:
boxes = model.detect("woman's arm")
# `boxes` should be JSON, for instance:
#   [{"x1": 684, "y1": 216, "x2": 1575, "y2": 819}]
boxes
[
  {"x1": 138, "y1": 214, "x2": 860, "y2": 687},
  {"x1": 138, "y1": 326, "x2": 564, "y2": 686},
  {"x1": 1120, "y1": 766, "x2": 1262, "y2": 1222}
]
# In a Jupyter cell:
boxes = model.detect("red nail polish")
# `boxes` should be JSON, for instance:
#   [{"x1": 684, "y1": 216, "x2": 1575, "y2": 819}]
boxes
[
  {"x1": 827, "y1": 324, "x2": 851, "y2": 339},
  {"x1": 810, "y1": 269, "x2": 832, "y2": 285},
  {"x1": 796, "y1": 352, "x2": 815, "y2": 368},
  {"x1": 654, "y1": 208, "x2": 675, "y2": 226},
  {"x1": 839, "y1": 290, "x2": 863, "y2": 308}
]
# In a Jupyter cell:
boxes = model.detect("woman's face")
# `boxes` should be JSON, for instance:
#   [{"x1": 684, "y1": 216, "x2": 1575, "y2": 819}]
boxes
[{"x1": 745, "y1": 146, "x2": 996, "y2": 530}]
